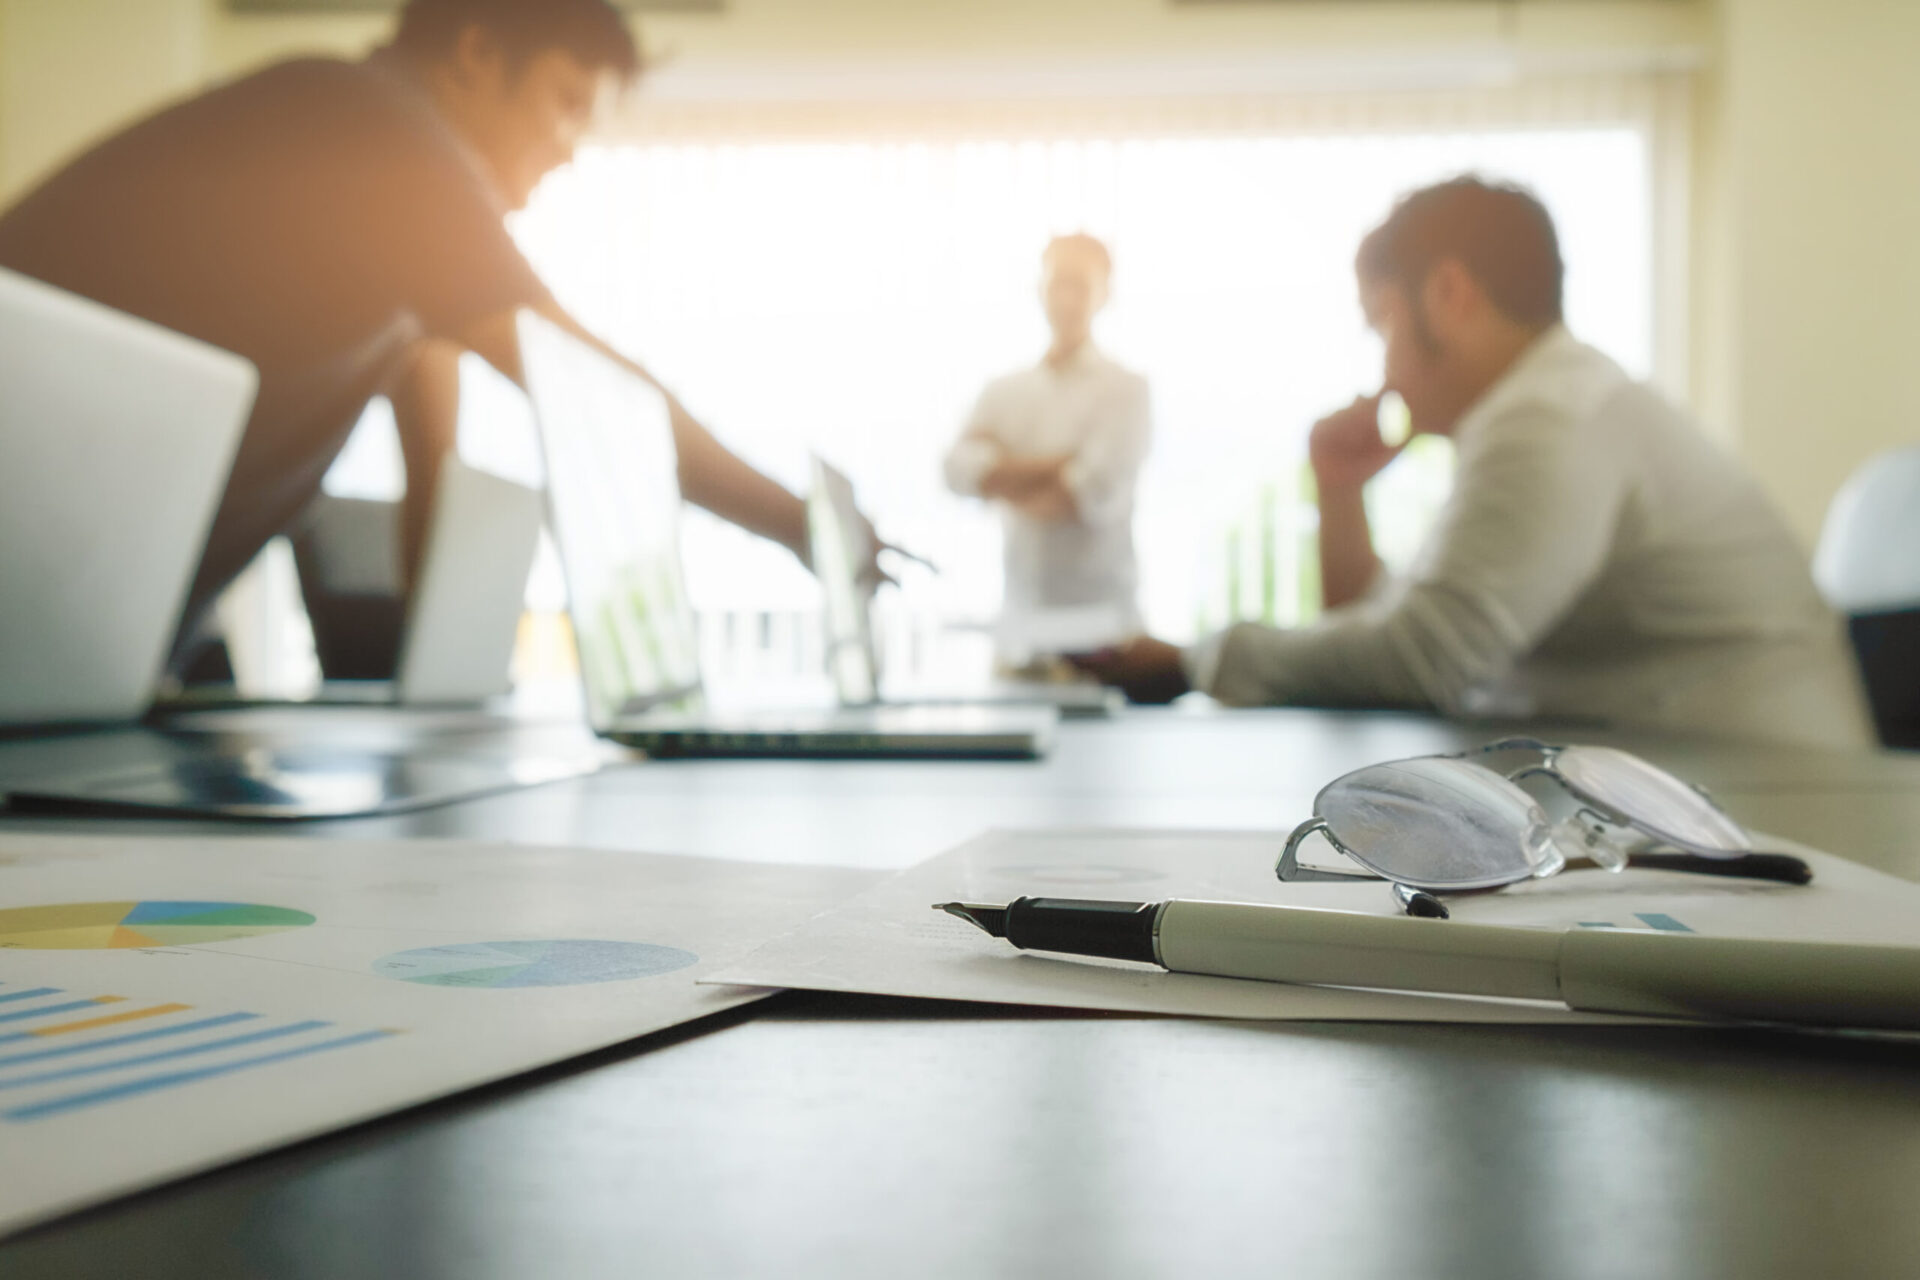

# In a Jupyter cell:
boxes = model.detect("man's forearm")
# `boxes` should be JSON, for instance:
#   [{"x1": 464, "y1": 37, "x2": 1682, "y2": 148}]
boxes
[
  {"x1": 460, "y1": 303, "x2": 810, "y2": 565},
  {"x1": 1317, "y1": 481, "x2": 1382, "y2": 611},
  {"x1": 945, "y1": 434, "x2": 1002, "y2": 497},
  {"x1": 390, "y1": 339, "x2": 464, "y2": 590},
  {"x1": 669, "y1": 403, "x2": 809, "y2": 561},
  {"x1": 982, "y1": 454, "x2": 1070, "y2": 501},
  {"x1": 1009, "y1": 474, "x2": 1078, "y2": 523}
]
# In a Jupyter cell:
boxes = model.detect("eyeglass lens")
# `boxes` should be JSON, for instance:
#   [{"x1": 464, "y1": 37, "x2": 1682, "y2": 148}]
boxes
[
  {"x1": 1317, "y1": 757, "x2": 1565, "y2": 892},
  {"x1": 1552, "y1": 746, "x2": 1752, "y2": 856}
]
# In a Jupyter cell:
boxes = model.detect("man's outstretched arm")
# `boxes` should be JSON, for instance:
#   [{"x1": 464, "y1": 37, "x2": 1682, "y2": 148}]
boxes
[
  {"x1": 456, "y1": 303, "x2": 811, "y2": 564},
  {"x1": 390, "y1": 339, "x2": 464, "y2": 589}
]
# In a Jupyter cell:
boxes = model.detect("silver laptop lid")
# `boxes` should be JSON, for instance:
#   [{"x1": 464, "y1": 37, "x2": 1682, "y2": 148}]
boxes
[
  {"x1": 807, "y1": 455, "x2": 880, "y2": 707},
  {"x1": 517, "y1": 312, "x2": 703, "y2": 731},
  {"x1": 394, "y1": 458, "x2": 545, "y2": 705},
  {"x1": 0, "y1": 267, "x2": 256, "y2": 726}
]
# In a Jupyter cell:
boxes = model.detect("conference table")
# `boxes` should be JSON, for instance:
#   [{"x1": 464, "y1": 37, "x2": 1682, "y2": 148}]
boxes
[{"x1": 2, "y1": 704, "x2": 1919, "y2": 1279}]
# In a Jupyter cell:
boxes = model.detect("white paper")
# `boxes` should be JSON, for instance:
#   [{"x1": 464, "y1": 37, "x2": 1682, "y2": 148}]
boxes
[
  {"x1": 0, "y1": 834, "x2": 871, "y2": 1236},
  {"x1": 709, "y1": 828, "x2": 1919, "y2": 1023}
]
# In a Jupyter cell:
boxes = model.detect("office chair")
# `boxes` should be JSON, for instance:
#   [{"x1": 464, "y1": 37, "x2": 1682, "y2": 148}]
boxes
[{"x1": 1815, "y1": 446, "x2": 1920, "y2": 749}]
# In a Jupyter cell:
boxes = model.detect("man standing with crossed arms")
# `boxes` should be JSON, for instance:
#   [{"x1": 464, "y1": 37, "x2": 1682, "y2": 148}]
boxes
[{"x1": 945, "y1": 233, "x2": 1152, "y2": 667}]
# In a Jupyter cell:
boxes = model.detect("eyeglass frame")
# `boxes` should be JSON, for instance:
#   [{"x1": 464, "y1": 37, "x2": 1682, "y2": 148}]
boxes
[{"x1": 1276, "y1": 737, "x2": 1807, "y2": 895}]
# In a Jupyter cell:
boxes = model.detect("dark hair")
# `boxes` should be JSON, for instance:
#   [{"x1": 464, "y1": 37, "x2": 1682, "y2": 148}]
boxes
[
  {"x1": 1044, "y1": 232, "x2": 1113, "y2": 279},
  {"x1": 394, "y1": 0, "x2": 643, "y2": 83},
  {"x1": 1355, "y1": 177, "x2": 1563, "y2": 327}
]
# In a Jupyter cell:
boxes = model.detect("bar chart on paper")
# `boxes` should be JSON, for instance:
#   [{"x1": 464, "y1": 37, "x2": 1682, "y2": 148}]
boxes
[
  {"x1": 0, "y1": 981, "x2": 399, "y2": 1124},
  {"x1": 0, "y1": 833, "x2": 871, "y2": 1236}
]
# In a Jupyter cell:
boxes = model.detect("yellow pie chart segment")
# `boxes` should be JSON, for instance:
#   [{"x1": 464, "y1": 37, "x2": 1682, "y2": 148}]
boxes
[{"x1": 0, "y1": 902, "x2": 316, "y2": 950}]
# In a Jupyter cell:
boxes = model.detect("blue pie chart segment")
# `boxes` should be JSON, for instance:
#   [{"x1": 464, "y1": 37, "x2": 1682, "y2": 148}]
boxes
[{"x1": 373, "y1": 939, "x2": 698, "y2": 988}]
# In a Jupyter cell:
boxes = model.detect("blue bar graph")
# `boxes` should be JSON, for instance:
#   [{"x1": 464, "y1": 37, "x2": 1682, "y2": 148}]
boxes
[
  {"x1": 0, "y1": 1021, "x2": 333, "y2": 1092},
  {"x1": 0, "y1": 982, "x2": 403, "y2": 1123},
  {"x1": 5, "y1": 1029, "x2": 397, "y2": 1122},
  {"x1": 0, "y1": 999, "x2": 108, "y2": 1026},
  {"x1": 0, "y1": 1012, "x2": 258, "y2": 1071},
  {"x1": 1576, "y1": 914, "x2": 1696, "y2": 933}
]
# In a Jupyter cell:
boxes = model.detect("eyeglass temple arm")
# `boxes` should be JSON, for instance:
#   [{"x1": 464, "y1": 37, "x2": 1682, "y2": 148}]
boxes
[
  {"x1": 1634, "y1": 850, "x2": 1812, "y2": 885},
  {"x1": 1560, "y1": 850, "x2": 1813, "y2": 885},
  {"x1": 1277, "y1": 818, "x2": 1376, "y2": 884}
]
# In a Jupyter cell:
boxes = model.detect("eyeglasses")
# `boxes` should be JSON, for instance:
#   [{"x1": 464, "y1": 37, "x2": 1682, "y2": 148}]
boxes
[{"x1": 1277, "y1": 737, "x2": 1812, "y2": 918}]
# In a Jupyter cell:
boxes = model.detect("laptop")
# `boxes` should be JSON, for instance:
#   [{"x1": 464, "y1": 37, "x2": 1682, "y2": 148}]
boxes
[
  {"x1": 809, "y1": 456, "x2": 1123, "y2": 719},
  {"x1": 516, "y1": 312, "x2": 1055, "y2": 760},
  {"x1": 157, "y1": 457, "x2": 542, "y2": 712},
  {"x1": 395, "y1": 460, "x2": 545, "y2": 703},
  {"x1": 0, "y1": 267, "x2": 256, "y2": 728}
]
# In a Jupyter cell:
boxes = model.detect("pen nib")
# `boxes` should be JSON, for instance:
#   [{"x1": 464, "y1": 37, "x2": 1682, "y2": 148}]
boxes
[{"x1": 934, "y1": 902, "x2": 1010, "y2": 937}]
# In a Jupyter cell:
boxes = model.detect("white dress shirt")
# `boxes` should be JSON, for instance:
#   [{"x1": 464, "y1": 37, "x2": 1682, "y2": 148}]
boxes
[
  {"x1": 945, "y1": 344, "x2": 1152, "y2": 629},
  {"x1": 1186, "y1": 327, "x2": 1875, "y2": 750}
]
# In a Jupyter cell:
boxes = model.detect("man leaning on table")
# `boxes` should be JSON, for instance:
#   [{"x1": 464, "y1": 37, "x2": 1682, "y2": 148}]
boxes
[
  {"x1": 0, "y1": 0, "x2": 887, "y2": 676},
  {"x1": 1076, "y1": 177, "x2": 1873, "y2": 751}
]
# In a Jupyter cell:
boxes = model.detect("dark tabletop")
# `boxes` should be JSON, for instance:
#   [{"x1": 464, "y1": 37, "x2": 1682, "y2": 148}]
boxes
[{"x1": 3, "y1": 706, "x2": 1918, "y2": 1280}]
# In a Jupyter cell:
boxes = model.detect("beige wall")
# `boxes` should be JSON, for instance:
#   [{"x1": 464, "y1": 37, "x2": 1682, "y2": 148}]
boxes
[
  {"x1": 1, "y1": 0, "x2": 1913, "y2": 545},
  {"x1": 0, "y1": 0, "x2": 204, "y2": 198},
  {"x1": 1705, "y1": 0, "x2": 1920, "y2": 544},
  {"x1": 0, "y1": 0, "x2": 1711, "y2": 197},
  {"x1": 0, "y1": 3, "x2": 8, "y2": 186}
]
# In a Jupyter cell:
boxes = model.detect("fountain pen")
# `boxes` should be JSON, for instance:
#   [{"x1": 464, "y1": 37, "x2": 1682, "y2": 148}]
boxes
[{"x1": 935, "y1": 896, "x2": 1920, "y2": 1031}]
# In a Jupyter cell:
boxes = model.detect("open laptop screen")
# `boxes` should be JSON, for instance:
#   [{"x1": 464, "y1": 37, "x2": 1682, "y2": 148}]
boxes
[
  {"x1": 518, "y1": 312, "x2": 702, "y2": 729},
  {"x1": 807, "y1": 456, "x2": 879, "y2": 707}
]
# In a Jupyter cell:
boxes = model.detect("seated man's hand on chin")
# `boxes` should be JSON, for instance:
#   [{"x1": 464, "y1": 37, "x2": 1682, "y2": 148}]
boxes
[{"x1": 1068, "y1": 637, "x2": 1192, "y2": 705}]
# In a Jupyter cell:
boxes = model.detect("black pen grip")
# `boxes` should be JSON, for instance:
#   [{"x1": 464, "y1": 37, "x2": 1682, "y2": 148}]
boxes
[{"x1": 1003, "y1": 897, "x2": 1160, "y2": 964}]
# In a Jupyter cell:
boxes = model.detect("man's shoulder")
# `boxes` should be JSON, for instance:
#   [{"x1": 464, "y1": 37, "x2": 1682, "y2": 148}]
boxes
[
  {"x1": 196, "y1": 56, "x2": 388, "y2": 107},
  {"x1": 237, "y1": 55, "x2": 375, "y2": 84},
  {"x1": 1459, "y1": 333, "x2": 1632, "y2": 447},
  {"x1": 1091, "y1": 352, "x2": 1150, "y2": 395},
  {"x1": 1459, "y1": 352, "x2": 1709, "y2": 494},
  {"x1": 183, "y1": 55, "x2": 447, "y2": 146},
  {"x1": 980, "y1": 349, "x2": 1148, "y2": 401},
  {"x1": 1113, "y1": 364, "x2": 1151, "y2": 402}
]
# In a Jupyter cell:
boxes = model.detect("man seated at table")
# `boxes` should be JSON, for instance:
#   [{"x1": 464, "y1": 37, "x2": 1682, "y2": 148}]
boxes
[
  {"x1": 943, "y1": 234, "x2": 1152, "y2": 666},
  {"x1": 1075, "y1": 177, "x2": 1873, "y2": 750},
  {"x1": 0, "y1": 0, "x2": 884, "y2": 677}
]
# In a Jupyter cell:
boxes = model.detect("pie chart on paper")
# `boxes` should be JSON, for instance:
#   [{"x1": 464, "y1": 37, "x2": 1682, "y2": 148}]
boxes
[
  {"x1": 373, "y1": 940, "x2": 698, "y2": 988},
  {"x1": 0, "y1": 901, "x2": 317, "y2": 950}
]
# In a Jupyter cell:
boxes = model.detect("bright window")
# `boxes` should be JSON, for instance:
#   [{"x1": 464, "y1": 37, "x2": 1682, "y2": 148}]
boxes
[{"x1": 328, "y1": 117, "x2": 1658, "y2": 658}]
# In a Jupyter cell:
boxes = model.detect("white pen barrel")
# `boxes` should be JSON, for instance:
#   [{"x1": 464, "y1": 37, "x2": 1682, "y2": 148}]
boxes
[
  {"x1": 1558, "y1": 930, "x2": 1920, "y2": 1030},
  {"x1": 1155, "y1": 901, "x2": 1564, "y2": 1002}
]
